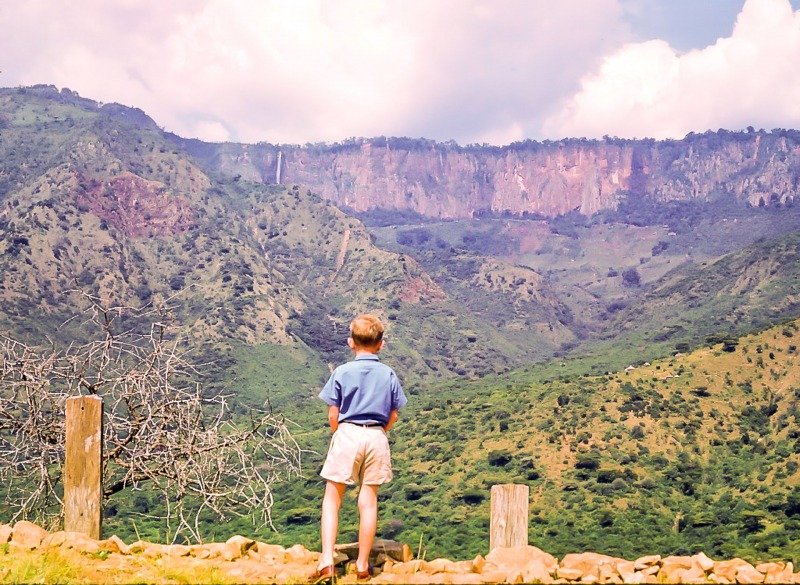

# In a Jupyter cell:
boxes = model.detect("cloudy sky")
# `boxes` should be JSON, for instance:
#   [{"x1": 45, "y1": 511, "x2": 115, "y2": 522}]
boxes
[{"x1": 2, "y1": 0, "x2": 799, "y2": 146}]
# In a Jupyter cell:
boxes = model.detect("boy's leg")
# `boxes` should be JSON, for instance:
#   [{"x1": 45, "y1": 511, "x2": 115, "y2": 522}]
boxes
[
  {"x1": 319, "y1": 480, "x2": 347, "y2": 570},
  {"x1": 356, "y1": 483, "x2": 379, "y2": 573}
]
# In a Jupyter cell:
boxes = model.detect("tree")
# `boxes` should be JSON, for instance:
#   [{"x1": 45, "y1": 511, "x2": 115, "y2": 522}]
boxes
[
  {"x1": 621, "y1": 267, "x2": 641, "y2": 287},
  {"x1": 0, "y1": 291, "x2": 301, "y2": 541}
]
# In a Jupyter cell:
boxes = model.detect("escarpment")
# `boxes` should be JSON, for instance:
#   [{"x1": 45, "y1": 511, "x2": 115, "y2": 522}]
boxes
[{"x1": 204, "y1": 131, "x2": 800, "y2": 219}]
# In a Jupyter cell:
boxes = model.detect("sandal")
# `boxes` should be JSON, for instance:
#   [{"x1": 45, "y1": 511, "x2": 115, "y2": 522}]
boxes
[
  {"x1": 356, "y1": 564, "x2": 374, "y2": 581},
  {"x1": 311, "y1": 564, "x2": 336, "y2": 584}
]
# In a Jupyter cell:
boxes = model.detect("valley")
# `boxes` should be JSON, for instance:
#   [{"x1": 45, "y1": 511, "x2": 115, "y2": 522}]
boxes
[{"x1": 3, "y1": 84, "x2": 800, "y2": 563}]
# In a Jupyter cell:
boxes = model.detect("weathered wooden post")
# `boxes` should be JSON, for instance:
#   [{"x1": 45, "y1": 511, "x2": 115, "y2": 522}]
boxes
[
  {"x1": 490, "y1": 484, "x2": 529, "y2": 551},
  {"x1": 64, "y1": 395, "x2": 103, "y2": 539}
]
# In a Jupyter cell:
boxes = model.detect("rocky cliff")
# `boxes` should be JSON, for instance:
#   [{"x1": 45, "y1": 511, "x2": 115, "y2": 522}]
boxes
[{"x1": 196, "y1": 131, "x2": 800, "y2": 219}]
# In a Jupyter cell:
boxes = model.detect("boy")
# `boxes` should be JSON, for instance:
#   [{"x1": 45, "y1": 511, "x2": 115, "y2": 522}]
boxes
[{"x1": 312, "y1": 314, "x2": 408, "y2": 582}]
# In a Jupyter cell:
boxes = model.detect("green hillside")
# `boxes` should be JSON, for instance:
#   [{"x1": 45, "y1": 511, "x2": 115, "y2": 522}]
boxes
[
  {"x1": 4, "y1": 85, "x2": 800, "y2": 564},
  {"x1": 0, "y1": 85, "x2": 572, "y2": 387},
  {"x1": 260, "y1": 319, "x2": 800, "y2": 564}
]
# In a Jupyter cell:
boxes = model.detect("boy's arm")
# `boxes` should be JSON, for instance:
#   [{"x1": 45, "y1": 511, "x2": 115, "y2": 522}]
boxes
[
  {"x1": 384, "y1": 409, "x2": 399, "y2": 432},
  {"x1": 327, "y1": 405, "x2": 340, "y2": 432}
]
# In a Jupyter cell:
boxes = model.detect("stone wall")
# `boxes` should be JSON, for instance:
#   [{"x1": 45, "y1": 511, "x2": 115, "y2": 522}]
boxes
[{"x1": 2, "y1": 520, "x2": 798, "y2": 583}]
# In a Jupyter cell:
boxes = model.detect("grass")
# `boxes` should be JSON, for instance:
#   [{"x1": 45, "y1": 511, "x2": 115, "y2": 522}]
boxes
[
  {"x1": 0, "y1": 547, "x2": 240, "y2": 585},
  {"x1": 0, "y1": 549, "x2": 87, "y2": 584}
]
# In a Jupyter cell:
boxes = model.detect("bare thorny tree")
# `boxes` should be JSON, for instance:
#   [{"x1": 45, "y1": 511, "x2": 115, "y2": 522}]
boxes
[{"x1": 0, "y1": 291, "x2": 302, "y2": 542}]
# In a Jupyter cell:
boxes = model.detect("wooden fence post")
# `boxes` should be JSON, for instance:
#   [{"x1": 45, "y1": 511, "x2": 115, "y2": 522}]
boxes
[
  {"x1": 490, "y1": 484, "x2": 529, "y2": 551},
  {"x1": 64, "y1": 395, "x2": 103, "y2": 539}
]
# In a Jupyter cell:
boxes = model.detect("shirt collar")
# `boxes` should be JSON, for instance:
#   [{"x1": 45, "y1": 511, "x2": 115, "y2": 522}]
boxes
[{"x1": 354, "y1": 354, "x2": 380, "y2": 361}]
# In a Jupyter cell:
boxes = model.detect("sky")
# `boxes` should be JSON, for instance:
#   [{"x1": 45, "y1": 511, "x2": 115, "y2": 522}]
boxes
[{"x1": 2, "y1": 0, "x2": 800, "y2": 146}]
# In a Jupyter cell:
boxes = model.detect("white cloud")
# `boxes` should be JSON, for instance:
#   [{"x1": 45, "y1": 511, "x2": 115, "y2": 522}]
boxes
[
  {"x1": 0, "y1": 0, "x2": 630, "y2": 145},
  {"x1": 542, "y1": 0, "x2": 800, "y2": 140}
]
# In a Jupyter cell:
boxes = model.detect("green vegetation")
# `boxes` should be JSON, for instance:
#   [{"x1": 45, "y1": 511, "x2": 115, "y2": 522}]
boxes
[
  {"x1": 262, "y1": 320, "x2": 800, "y2": 563},
  {"x1": 5, "y1": 85, "x2": 800, "y2": 565}
]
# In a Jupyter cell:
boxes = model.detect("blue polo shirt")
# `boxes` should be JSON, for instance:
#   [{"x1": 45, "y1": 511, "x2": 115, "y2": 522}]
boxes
[{"x1": 318, "y1": 354, "x2": 407, "y2": 425}]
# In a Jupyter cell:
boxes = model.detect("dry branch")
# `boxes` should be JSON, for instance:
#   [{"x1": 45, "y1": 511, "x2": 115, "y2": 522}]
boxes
[{"x1": 0, "y1": 291, "x2": 301, "y2": 541}]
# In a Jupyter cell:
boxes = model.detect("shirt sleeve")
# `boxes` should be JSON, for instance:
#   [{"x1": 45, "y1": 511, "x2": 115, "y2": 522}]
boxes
[
  {"x1": 318, "y1": 372, "x2": 341, "y2": 407},
  {"x1": 391, "y1": 372, "x2": 408, "y2": 410}
]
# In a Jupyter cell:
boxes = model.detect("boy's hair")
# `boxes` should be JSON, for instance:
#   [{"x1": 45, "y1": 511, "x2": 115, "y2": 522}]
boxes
[{"x1": 350, "y1": 314, "x2": 384, "y2": 348}]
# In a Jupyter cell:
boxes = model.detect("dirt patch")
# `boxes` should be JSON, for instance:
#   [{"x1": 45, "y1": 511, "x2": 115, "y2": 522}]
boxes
[{"x1": 73, "y1": 171, "x2": 195, "y2": 238}]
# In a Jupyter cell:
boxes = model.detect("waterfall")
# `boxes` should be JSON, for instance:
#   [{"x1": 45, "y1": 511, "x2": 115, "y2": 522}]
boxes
[{"x1": 276, "y1": 150, "x2": 282, "y2": 184}]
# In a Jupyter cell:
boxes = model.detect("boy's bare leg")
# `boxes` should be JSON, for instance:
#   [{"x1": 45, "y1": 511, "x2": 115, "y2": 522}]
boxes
[
  {"x1": 319, "y1": 480, "x2": 346, "y2": 570},
  {"x1": 356, "y1": 484, "x2": 379, "y2": 572}
]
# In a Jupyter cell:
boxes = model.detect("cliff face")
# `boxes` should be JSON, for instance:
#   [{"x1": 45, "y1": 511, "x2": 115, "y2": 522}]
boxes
[{"x1": 211, "y1": 131, "x2": 800, "y2": 219}]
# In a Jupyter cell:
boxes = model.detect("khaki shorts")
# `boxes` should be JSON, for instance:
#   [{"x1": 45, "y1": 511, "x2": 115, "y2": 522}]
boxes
[{"x1": 320, "y1": 422, "x2": 393, "y2": 485}]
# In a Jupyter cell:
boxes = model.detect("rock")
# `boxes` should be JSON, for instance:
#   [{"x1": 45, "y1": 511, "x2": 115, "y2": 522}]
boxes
[
  {"x1": 735, "y1": 563, "x2": 766, "y2": 584},
  {"x1": 659, "y1": 555, "x2": 698, "y2": 583},
  {"x1": 220, "y1": 541, "x2": 243, "y2": 561},
  {"x1": 224, "y1": 562, "x2": 280, "y2": 583},
  {"x1": 621, "y1": 570, "x2": 648, "y2": 584},
  {"x1": 427, "y1": 558, "x2": 459, "y2": 573},
  {"x1": 755, "y1": 562, "x2": 782, "y2": 574},
  {"x1": 471, "y1": 555, "x2": 486, "y2": 573},
  {"x1": 713, "y1": 558, "x2": 753, "y2": 582},
  {"x1": 256, "y1": 541, "x2": 285, "y2": 559},
  {"x1": 445, "y1": 575, "x2": 484, "y2": 584},
  {"x1": 11, "y1": 521, "x2": 47, "y2": 549},
  {"x1": 129, "y1": 540, "x2": 152, "y2": 554},
  {"x1": 222, "y1": 534, "x2": 256, "y2": 561},
  {"x1": 616, "y1": 559, "x2": 637, "y2": 583},
  {"x1": 557, "y1": 566, "x2": 585, "y2": 580},
  {"x1": 42, "y1": 531, "x2": 72, "y2": 547},
  {"x1": 560, "y1": 551, "x2": 620, "y2": 582},
  {"x1": 42, "y1": 531, "x2": 100, "y2": 553},
  {"x1": 8, "y1": 523, "x2": 800, "y2": 585},
  {"x1": 661, "y1": 555, "x2": 694, "y2": 571},
  {"x1": 693, "y1": 552, "x2": 715, "y2": 573},
  {"x1": 283, "y1": 543, "x2": 317, "y2": 564},
  {"x1": 756, "y1": 561, "x2": 785, "y2": 583},
  {"x1": 671, "y1": 565, "x2": 707, "y2": 584},
  {"x1": 486, "y1": 545, "x2": 558, "y2": 580},
  {"x1": 143, "y1": 544, "x2": 167, "y2": 558},
  {"x1": 764, "y1": 561, "x2": 793, "y2": 583},
  {"x1": 522, "y1": 557, "x2": 554, "y2": 583},
  {"x1": 598, "y1": 562, "x2": 622, "y2": 584},
  {"x1": 336, "y1": 539, "x2": 413, "y2": 564},
  {"x1": 190, "y1": 544, "x2": 220, "y2": 559},
  {"x1": 640, "y1": 565, "x2": 661, "y2": 577},
  {"x1": 453, "y1": 560, "x2": 475, "y2": 574},
  {"x1": 409, "y1": 573, "x2": 447, "y2": 584},
  {"x1": 478, "y1": 568, "x2": 512, "y2": 584},
  {"x1": 164, "y1": 544, "x2": 192, "y2": 557},
  {"x1": 0, "y1": 524, "x2": 12, "y2": 544},
  {"x1": 384, "y1": 559, "x2": 429, "y2": 575},
  {"x1": 634, "y1": 555, "x2": 661, "y2": 570},
  {"x1": 101, "y1": 535, "x2": 131, "y2": 555}
]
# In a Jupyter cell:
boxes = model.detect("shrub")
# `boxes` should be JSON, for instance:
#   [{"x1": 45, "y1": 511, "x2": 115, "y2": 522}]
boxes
[
  {"x1": 621, "y1": 268, "x2": 640, "y2": 287},
  {"x1": 575, "y1": 453, "x2": 601, "y2": 470},
  {"x1": 488, "y1": 449, "x2": 513, "y2": 467},
  {"x1": 404, "y1": 483, "x2": 425, "y2": 501},
  {"x1": 611, "y1": 478, "x2": 628, "y2": 491},
  {"x1": 596, "y1": 469, "x2": 622, "y2": 484},
  {"x1": 285, "y1": 507, "x2": 316, "y2": 525},
  {"x1": 379, "y1": 518, "x2": 405, "y2": 539},
  {"x1": 638, "y1": 477, "x2": 657, "y2": 490},
  {"x1": 461, "y1": 489, "x2": 486, "y2": 505}
]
